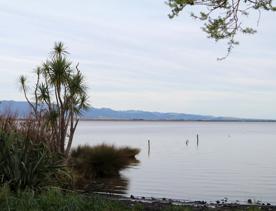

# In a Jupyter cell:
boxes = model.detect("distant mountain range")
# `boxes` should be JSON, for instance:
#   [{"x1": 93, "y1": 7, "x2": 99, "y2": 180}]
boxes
[{"x1": 0, "y1": 100, "x2": 274, "y2": 122}]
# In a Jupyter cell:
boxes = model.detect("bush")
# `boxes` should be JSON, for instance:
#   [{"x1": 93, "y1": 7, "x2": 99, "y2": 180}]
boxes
[
  {"x1": 0, "y1": 131, "x2": 71, "y2": 191},
  {"x1": 0, "y1": 113, "x2": 72, "y2": 191},
  {"x1": 0, "y1": 113, "x2": 54, "y2": 151},
  {"x1": 70, "y1": 144, "x2": 140, "y2": 181}
]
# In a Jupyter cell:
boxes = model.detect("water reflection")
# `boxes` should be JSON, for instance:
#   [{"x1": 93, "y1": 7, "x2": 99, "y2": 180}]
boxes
[
  {"x1": 86, "y1": 176, "x2": 129, "y2": 194},
  {"x1": 186, "y1": 139, "x2": 189, "y2": 146},
  {"x1": 84, "y1": 157, "x2": 140, "y2": 194},
  {"x1": 75, "y1": 121, "x2": 276, "y2": 204}
]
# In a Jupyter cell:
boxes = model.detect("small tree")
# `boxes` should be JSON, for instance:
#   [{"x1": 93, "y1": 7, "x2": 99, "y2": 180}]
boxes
[{"x1": 19, "y1": 42, "x2": 89, "y2": 157}]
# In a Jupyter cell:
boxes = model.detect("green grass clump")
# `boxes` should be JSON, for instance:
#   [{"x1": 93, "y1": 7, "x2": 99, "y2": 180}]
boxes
[
  {"x1": 0, "y1": 186, "x2": 136, "y2": 211},
  {"x1": 70, "y1": 144, "x2": 140, "y2": 182}
]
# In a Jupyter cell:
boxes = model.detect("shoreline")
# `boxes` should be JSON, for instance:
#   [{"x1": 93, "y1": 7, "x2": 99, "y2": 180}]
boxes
[
  {"x1": 97, "y1": 193, "x2": 276, "y2": 210},
  {"x1": 79, "y1": 119, "x2": 276, "y2": 123}
]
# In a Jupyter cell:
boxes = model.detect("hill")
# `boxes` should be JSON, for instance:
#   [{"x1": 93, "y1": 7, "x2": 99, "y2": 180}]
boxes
[{"x1": 0, "y1": 100, "x2": 273, "y2": 121}]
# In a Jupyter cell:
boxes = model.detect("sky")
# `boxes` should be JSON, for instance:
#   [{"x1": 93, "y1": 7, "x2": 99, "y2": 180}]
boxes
[{"x1": 0, "y1": 0, "x2": 275, "y2": 119}]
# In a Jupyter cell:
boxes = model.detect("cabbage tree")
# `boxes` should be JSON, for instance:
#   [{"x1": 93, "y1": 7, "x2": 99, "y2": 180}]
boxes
[{"x1": 19, "y1": 42, "x2": 89, "y2": 157}]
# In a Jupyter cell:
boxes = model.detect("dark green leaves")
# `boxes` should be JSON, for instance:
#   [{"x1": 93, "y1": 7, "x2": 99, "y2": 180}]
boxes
[
  {"x1": 0, "y1": 131, "x2": 66, "y2": 191},
  {"x1": 19, "y1": 42, "x2": 89, "y2": 156}
]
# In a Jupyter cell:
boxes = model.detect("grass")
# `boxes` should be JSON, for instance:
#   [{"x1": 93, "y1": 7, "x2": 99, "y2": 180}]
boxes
[
  {"x1": 0, "y1": 186, "x2": 267, "y2": 211},
  {"x1": 0, "y1": 185, "x2": 204, "y2": 211},
  {"x1": 70, "y1": 144, "x2": 140, "y2": 183},
  {"x1": 0, "y1": 186, "x2": 136, "y2": 211}
]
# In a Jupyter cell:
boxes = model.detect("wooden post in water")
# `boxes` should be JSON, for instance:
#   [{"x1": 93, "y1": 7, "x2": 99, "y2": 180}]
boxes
[
  {"x1": 196, "y1": 134, "x2": 199, "y2": 146},
  {"x1": 148, "y1": 139, "x2": 151, "y2": 157}
]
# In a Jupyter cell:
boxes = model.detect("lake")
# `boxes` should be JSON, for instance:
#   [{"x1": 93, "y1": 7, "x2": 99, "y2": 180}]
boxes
[{"x1": 74, "y1": 121, "x2": 276, "y2": 204}]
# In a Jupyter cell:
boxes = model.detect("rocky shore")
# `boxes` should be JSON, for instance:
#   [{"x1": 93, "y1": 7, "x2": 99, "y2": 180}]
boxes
[{"x1": 101, "y1": 193, "x2": 276, "y2": 210}]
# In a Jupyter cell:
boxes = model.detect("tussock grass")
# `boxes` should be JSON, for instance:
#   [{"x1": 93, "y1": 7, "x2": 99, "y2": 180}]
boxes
[
  {"x1": 70, "y1": 144, "x2": 140, "y2": 182},
  {"x1": 118, "y1": 147, "x2": 141, "y2": 159}
]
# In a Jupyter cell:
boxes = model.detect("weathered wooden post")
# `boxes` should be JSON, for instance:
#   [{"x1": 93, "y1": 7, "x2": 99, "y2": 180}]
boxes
[{"x1": 148, "y1": 139, "x2": 151, "y2": 157}]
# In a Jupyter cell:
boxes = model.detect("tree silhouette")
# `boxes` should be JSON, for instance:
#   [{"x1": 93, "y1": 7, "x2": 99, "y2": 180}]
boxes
[{"x1": 20, "y1": 42, "x2": 89, "y2": 157}]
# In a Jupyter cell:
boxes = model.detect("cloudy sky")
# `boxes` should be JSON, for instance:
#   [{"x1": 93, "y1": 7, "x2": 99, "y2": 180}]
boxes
[{"x1": 0, "y1": 0, "x2": 275, "y2": 119}]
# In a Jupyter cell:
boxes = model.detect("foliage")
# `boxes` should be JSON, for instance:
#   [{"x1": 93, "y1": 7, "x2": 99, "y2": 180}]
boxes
[
  {"x1": 0, "y1": 187, "x2": 141, "y2": 211},
  {"x1": 19, "y1": 42, "x2": 89, "y2": 156},
  {"x1": 167, "y1": 0, "x2": 276, "y2": 59},
  {"x1": 0, "y1": 115, "x2": 70, "y2": 191},
  {"x1": 0, "y1": 186, "x2": 197, "y2": 211},
  {"x1": 0, "y1": 112, "x2": 52, "y2": 147},
  {"x1": 118, "y1": 146, "x2": 141, "y2": 159},
  {"x1": 70, "y1": 144, "x2": 140, "y2": 181},
  {"x1": 0, "y1": 132, "x2": 68, "y2": 190},
  {"x1": 0, "y1": 186, "x2": 268, "y2": 211}
]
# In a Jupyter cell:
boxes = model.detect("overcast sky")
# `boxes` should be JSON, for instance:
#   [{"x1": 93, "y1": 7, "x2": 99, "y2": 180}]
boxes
[{"x1": 0, "y1": 0, "x2": 275, "y2": 119}]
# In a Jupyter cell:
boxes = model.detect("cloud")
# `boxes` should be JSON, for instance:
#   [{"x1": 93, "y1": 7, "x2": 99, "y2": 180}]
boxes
[{"x1": 0, "y1": 0, "x2": 275, "y2": 118}]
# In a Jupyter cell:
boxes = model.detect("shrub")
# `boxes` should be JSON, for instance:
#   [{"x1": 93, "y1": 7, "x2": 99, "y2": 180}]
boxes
[
  {"x1": 70, "y1": 144, "x2": 140, "y2": 182},
  {"x1": 0, "y1": 130, "x2": 71, "y2": 191},
  {"x1": 0, "y1": 113, "x2": 54, "y2": 150}
]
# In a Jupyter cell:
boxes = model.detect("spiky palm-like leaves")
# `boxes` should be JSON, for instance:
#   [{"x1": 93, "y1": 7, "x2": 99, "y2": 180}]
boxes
[
  {"x1": 19, "y1": 42, "x2": 89, "y2": 157},
  {"x1": 0, "y1": 130, "x2": 69, "y2": 191}
]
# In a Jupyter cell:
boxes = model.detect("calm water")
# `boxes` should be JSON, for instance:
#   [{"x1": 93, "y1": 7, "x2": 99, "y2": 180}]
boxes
[{"x1": 74, "y1": 121, "x2": 276, "y2": 204}]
